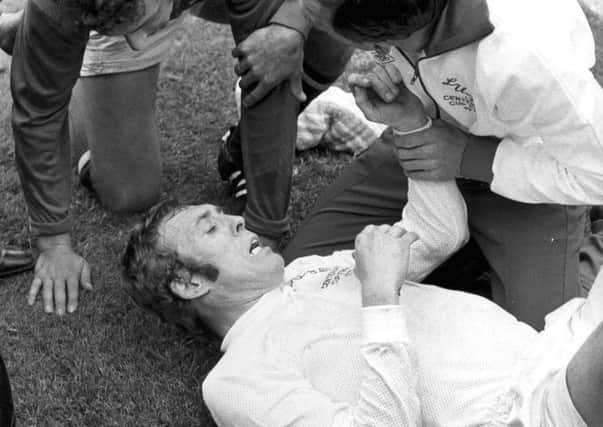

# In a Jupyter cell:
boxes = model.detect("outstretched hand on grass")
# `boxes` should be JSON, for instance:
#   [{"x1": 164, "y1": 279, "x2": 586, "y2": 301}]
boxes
[
  {"x1": 353, "y1": 224, "x2": 418, "y2": 307},
  {"x1": 233, "y1": 24, "x2": 306, "y2": 108},
  {"x1": 28, "y1": 233, "x2": 92, "y2": 315}
]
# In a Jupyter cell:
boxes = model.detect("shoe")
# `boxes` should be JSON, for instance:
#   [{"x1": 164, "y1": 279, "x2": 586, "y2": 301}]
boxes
[
  {"x1": 0, "y1": 247, "x2": 34, "y2": 279},
  {"x1": 591, "y1": 206, "x2": 603, "y2": 223},
  {"x1": 591, "y1": 206, "x2": 603, "y2": 234},
  {"x1": 217, "y1": 127, "x2": 247, "y2": 212},
  {"x1": 77, "y1": 150, "x2": 94, "y2": 192}
]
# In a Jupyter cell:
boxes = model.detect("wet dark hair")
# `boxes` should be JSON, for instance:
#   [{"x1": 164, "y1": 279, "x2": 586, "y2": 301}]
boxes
[
  {"x1": 332, "y1": 0, "x2": 445, "y2": 43},
  {"x1": 121, "y1": 199, "x2": 219, "y2": 333}
]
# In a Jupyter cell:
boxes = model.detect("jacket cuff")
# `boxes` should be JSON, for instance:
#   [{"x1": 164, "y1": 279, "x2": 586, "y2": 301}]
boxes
[
  {"x1": 361, "y1": 306, "x2": 409, "y2": 344},
  {"x1": 270, "y1": 0, "x2": 312, "y2": 39},
  {"x1": 30, "y1": 216, "x2": 73, "y2": 238},
  {"x1": 459, "y1": 134, "x2": 500, "y2": 183}
]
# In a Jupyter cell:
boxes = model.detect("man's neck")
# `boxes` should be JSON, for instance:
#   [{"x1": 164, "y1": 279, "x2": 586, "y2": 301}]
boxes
[{"x1": 197, "y1": 285, "x2": 275, "y2": 338}]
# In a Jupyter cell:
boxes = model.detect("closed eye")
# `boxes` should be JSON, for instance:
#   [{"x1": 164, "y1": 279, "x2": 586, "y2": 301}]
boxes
[{"x1": 207, "y1": 225, "x2": 217, "y2": 234}]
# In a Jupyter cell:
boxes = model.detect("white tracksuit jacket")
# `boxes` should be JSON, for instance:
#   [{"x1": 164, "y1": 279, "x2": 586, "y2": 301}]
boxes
[{"x1": 386, "y1": 0, "x2": 603, "y2": 204}]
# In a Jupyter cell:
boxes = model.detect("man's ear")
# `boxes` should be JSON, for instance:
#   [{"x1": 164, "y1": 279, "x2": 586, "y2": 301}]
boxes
[{"x1": 169, "y1": 269, "x2": 212, "y2": 300}]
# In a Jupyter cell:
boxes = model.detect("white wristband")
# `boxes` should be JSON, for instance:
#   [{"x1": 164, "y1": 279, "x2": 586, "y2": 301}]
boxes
[{"x1": 392, "y1": 117, "x2": 433, "y2": 136}]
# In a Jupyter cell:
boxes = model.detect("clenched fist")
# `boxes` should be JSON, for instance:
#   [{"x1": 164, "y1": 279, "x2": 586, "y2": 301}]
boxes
[{"x1": 353, "y1": 225, "x2": 418, "y2": 307}]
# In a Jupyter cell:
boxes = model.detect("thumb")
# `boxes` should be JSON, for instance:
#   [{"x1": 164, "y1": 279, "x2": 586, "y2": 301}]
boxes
[
  {"x1": 289, "y1": 73, "x2": 306, "y2": 104},
  {"x1": 401, "y1": 231, "x2": 420, "y2": 246},
  {"x1": 352, "y1": 86, "x2": 376, "y2": 121},
  {"x1": 80, "y1": 261, "x2": 93, "y2": 291}
]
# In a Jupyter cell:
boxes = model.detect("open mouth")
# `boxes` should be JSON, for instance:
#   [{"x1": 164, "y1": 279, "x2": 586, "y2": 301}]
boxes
[{"x1": 249, "y1": 238, "x2": 261, "y2": 256}]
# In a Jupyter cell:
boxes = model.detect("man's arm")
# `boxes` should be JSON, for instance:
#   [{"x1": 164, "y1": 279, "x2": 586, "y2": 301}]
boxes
[
  {"x1": 348, "y1": 71, "x2": 470, "y2": 282},
  {"x1": 483, "y1": 69, "x2": 603, "y2": 205},
  {"x1": 464, "y1": 23, "x2": 603, "y2": 204},
  {"x1": 270, "y1": 0, "x2": 312, "y2": 38},
  {"x1": 11, "y1": 0, "x2": 92, "y2": 314},
  {"x1": 397, "y1": 179, "x2": 469, "y2": 282},
  {"x1": 228, "y1": 0, "x2": 312, "y2": 107}
]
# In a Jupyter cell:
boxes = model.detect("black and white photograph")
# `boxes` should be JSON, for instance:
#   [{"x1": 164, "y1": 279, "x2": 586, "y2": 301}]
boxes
[{"x1": 1, "y1": 0, "x2": 603, "y2": 425}]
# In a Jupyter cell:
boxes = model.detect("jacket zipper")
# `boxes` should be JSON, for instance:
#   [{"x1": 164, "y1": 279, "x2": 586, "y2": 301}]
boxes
[{"x1": 397, "y1": 48, "x2": 441, "y2": 119}]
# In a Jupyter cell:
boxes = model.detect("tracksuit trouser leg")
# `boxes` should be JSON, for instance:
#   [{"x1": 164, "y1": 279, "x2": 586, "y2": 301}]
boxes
[{"x1": 226, "y1": 0, "x2": 353, "y2": 239}]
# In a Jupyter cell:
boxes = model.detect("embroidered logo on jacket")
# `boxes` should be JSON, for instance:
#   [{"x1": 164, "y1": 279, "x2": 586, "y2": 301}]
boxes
[{"x1": 442, "y1": 77, "x2": 475, "y2": 112}]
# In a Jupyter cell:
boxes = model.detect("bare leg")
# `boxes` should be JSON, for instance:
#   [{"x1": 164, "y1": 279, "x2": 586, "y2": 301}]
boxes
[
  {"x1": 567, "y1": 322, "x2": 603, "y2": 426},
  {"x1": 69, "y1": 65, "x2": 162, "y2": 213}
]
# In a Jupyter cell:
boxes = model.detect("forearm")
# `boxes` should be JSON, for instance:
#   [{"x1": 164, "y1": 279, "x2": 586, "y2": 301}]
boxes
[
  {"x1": 490, "y1": 135, "x2": 603, "y2": 204},
  {"x1": 397, "y1": 179, "x2": 469, "y2": 282},
  {"x1": 11, "y1": 0, "x2": 88, "y2": 237},
  {"x1": 341, "y1": 306, "x2": 420, "y2": 426},
  {"x1": 459, "y1": 134, "x2": 500, "y2": 183},
  {"x1": 270, "y1": 0, "x2": 312, "y2": 39}
]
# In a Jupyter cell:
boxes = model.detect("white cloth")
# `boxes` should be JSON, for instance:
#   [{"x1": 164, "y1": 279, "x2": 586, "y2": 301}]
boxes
[
  {"x1": 234, "y1": 84, "x2": 387, "y2": 154},
  {"x1": 204, "y1": 275, "x2": 597, "y2": 426},
  {"x1": 202, "y1": 179, "x2": 595, "y2": 426},
  {"x1": 387, "y1": 0, "x2": 603, "y2": 204},
  {"x1": 296, "y1": 86, "x2": 387, "y2": 154}
]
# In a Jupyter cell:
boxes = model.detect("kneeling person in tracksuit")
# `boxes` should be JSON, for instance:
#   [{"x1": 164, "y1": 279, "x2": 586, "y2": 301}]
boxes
[{"x1": 285, "y1": 0, "x2": 603, "y2": 329}]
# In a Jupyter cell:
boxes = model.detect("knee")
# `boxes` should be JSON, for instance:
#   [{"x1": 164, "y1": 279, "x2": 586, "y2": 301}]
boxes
[{"x1": 95, "y1": 177, "x2": 162, "y2": 214}]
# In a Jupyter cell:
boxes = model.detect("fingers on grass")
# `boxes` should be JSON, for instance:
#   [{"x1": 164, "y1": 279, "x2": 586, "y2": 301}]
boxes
[
  {"x1": 67, "y1": 277, "x2": 79, "y2": 314},
  {"x1": 54, "y1": 279, "x2": 66, "y2": 316},
  {"x1": 42, "y1": 278, "x2": 54, "y2": 313},
  {"x1": 81, "y1": 262, "x2": 93, "y2": 291},
  {"x1": 28, "y1": 277, "x2": 43, "y2": 305}
]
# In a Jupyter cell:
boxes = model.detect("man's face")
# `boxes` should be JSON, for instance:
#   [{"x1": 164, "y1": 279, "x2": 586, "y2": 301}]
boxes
[
  {"x1": 158, "y1": 204, "x2": 285, "y2": 297},
  {"x1": 102, "y1": 0, "x2": 173, "y2": 36}
]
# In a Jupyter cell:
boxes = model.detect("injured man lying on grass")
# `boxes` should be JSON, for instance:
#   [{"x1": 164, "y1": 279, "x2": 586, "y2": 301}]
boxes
[{"x1": 122, "y1": 179, "x2": 602, "y2": 427}]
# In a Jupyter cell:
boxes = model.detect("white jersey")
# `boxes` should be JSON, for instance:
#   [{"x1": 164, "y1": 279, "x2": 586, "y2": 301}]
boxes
[{"x1": 202, "y1": 179, "x2": 598, "y2": 426}]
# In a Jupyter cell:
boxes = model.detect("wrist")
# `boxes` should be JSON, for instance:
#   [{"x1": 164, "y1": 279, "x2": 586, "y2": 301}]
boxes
[
  {"x1": 392, "y1": 116, "x2": 432, "y2": 136},
  {"x1": 362, "y1": 284, "x2": 399, "y2": 307},
  {"x1": 36, "y1": 233, "x2": 72, "y2": 252},
  {"x1": 270, "y1": 0, "x2": 312, "y2": 40},
  {"x1": 269, "y1": 23, "x2": 304, "y2": 45},
  {"x1": 459, "y1": 134, "x2": 500, "y2": 183}
]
